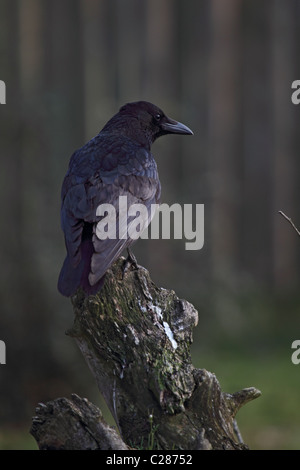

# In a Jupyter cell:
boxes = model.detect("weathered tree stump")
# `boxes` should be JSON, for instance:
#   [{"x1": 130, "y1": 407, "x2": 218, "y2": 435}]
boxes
[{"x1": 31, "y1": 258, "x2": 261, "y2": 450}]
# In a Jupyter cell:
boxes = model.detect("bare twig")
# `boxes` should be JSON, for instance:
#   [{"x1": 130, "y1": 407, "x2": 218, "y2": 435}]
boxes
[
  {"x1": 278, "y1": 211, "x2": 300, "y2": 237},
  {"x1": 233, "y1": 419, "x2": 244, "y2": 444}
]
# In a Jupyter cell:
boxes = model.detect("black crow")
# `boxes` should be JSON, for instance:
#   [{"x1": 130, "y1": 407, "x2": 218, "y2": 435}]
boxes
[{"x1": 58, "y1": 101, "x2": 193, "y2": 296}]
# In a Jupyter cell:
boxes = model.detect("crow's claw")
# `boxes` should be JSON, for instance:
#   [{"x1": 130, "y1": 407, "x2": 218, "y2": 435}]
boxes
[{"x1": 122, "y1": 248, "x2": 140, "y2": 278}]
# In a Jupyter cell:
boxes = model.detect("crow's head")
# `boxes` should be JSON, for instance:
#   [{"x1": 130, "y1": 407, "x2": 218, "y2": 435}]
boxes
[
  {"x1": 103, "y1": 101, "x2": 193, "y2": 147},
  {"x1": 120, "y1": 101, "x2": 193, "y2": 142}
]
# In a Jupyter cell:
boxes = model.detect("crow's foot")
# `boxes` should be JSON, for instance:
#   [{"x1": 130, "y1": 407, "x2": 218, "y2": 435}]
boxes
[{"x1": 122, "y1": 248, "x2": 140, "y2": 278}]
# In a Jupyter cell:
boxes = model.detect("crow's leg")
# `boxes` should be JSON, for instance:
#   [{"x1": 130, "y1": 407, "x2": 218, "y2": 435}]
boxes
[{"x1": 122, "y1": 247, "x2": 139, "y2": 278}]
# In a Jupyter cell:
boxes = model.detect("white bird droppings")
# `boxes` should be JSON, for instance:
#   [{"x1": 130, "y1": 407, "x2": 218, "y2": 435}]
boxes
[{"x1": 163, "y1": 321, "x2": 178, "y2": 349}]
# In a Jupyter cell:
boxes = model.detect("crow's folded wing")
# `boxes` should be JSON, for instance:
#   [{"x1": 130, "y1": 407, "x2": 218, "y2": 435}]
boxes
[{"x1": 60, "y1": 142, "x2": 161, "y2": 286}]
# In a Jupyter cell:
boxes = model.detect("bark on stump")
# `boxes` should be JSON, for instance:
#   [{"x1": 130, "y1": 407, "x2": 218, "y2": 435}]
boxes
[{"x1": 31, "y1": 258, "x2": 261, "y2": 450}]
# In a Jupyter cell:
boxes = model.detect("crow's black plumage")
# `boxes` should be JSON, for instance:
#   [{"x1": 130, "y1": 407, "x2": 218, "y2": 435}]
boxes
[{"x1": 58, "y1": 101, "x2": 193, "y2": 297}]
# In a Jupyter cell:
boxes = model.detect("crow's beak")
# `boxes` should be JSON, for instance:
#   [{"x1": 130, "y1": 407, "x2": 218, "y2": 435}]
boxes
[{"x1": 161, "y1": 117, "x2": 193, "y2": 135}]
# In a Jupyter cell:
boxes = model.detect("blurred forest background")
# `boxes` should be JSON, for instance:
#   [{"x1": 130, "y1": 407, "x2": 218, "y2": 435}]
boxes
[{"x1": 1, "y1": 0, "x2": 300, "y2": 450}]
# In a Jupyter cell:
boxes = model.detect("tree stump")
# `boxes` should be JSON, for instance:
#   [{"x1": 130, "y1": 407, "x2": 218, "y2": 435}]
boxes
[{"x1": 31, "y1": 258, "x2": 261, "y2": 450}]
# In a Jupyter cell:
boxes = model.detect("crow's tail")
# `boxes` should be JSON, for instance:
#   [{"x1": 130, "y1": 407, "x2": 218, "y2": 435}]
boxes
[
  {"x1": 58, "y1": 235, "x2": 105, "y2": 297},
  {"x1": 57, "y1": 254, "x2": 83, "y2": 297}
]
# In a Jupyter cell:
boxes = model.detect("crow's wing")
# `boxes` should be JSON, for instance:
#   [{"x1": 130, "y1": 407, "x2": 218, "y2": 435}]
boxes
[
  {"x1": 60, "y1": 138, "x2": 160, "y2": 289},
  {"x1": 88, "y1": 173, "x2": 159, "y2": 285}
]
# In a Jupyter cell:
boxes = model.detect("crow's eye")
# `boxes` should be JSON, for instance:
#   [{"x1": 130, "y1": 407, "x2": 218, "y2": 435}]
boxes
[{"x1": 154, "y1": 113, "x2": 161, "y2": 122}]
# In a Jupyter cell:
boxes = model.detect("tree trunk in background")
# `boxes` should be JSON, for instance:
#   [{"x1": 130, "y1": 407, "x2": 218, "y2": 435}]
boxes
[
  {"x1": 0, "y1": 1, "x2": 22, "y2": 301},
  {"x1": 0, "y1": 0, "x2": 23, "y2": 422},
  {"x1": 271, "y1": 0, "x2": 298, "y2": 289},
  {"x1": 81, "y1": 0, "x2": 105, "y2": 136},
  {"x1": 208, "y1": 0, "x2": 241, "y2": 284},
  {"x1": 137, "y1": 0, "x2": 179, "y2": 282},
  {"x1": 240, "y1": 1, "x2": 274, "y2": 285},
  {"x1": 143, "y1": 0, "x2": 177, "y2": 105},
  {"x1": 81, "y1": 0, "x2": 117, "y2": 137}
]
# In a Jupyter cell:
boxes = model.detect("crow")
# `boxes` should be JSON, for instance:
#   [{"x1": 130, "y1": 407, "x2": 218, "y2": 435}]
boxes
[{"x1": 58, "y1": 101, "x2": 193, "y2": 297}]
